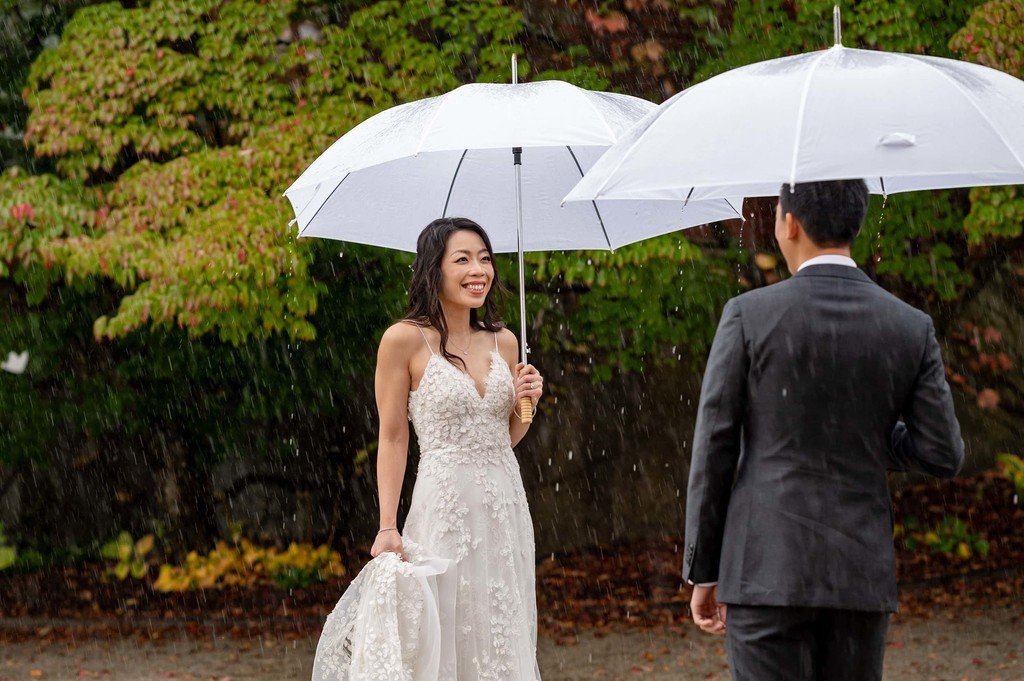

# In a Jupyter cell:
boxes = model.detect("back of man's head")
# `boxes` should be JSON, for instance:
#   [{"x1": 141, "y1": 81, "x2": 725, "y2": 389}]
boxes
[{"x1": 779, "y1": 179, "x2": 869, "y2": 248}]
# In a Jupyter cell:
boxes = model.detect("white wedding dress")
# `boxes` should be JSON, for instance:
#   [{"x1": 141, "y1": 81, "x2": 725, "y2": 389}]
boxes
[{"x1": 312, "y1": 332, "x2": 541, "y2": 681}]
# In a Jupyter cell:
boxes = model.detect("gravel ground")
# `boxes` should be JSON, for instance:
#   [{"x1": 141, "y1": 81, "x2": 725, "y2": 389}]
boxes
[{"x1": 2, "y1": 606, "x2": 1021, "y2": 681}]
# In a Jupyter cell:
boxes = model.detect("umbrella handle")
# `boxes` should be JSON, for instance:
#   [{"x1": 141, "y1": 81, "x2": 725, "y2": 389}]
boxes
[
  {"x1": 519, "y1": 396, "x2": 534, "y2": 425},
  {"x1": 512, "y1": 144, "x2": 533, "y2": 426}
]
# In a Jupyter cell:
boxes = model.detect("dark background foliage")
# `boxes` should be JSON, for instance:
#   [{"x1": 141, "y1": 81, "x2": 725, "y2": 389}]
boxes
[{"x1": 0, "y1": 0, "x2": 1021, "y2": 564}]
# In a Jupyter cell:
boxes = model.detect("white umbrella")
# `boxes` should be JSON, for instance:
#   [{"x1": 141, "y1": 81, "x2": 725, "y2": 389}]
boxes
[
  {"x1": 564, "y1": 7, "x2": 1024, "y2": 204},
  {"x1": 285, "y1": 66, "x2": 742, "y2": 420}
]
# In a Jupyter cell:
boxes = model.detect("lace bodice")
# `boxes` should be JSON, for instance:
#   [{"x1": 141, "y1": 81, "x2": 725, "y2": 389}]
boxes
[{"x1": 408, "y1": 350, "x2": 516, "y2": 459}]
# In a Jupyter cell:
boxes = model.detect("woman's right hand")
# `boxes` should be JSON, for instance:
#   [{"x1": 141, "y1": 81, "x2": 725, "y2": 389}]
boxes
[{"x1": 370, "y1": 528, "x2": 406, "y2": 560}]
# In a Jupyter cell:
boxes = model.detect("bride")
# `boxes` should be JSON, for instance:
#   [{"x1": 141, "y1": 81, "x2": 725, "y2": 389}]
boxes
[{"x1": 312, "y1": 217, "x2": 545, "y2": 681}]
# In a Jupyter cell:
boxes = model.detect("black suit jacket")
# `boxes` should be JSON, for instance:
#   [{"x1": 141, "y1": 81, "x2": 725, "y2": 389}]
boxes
[{"x1": 682, "y1": 265, "x2": 964, "y2": 612}]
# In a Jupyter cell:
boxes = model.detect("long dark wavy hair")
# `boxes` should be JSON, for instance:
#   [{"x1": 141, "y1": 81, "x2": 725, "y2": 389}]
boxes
[{"x1": 405, "y1": 217, "x2": 507, "y2": 368}]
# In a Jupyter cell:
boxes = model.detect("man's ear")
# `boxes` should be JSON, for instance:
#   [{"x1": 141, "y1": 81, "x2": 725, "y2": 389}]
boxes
[{"x1": 783, "y1": 211, "x2": 801, "y2": 242}]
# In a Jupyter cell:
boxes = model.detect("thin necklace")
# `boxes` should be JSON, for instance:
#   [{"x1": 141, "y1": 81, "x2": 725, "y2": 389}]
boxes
[{"x1": 447, "y1": 331, "x2": 473, "y2": 356}]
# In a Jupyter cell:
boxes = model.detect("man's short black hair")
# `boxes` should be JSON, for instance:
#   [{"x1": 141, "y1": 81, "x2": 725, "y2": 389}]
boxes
[{"x1": 778, "y1": 179, "x2": 869, "y2": 248}]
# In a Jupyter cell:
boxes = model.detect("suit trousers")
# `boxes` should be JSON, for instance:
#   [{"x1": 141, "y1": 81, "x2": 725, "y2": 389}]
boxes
[{"x1": 725, "y1": 605, "x2": 889, "y2": 681}]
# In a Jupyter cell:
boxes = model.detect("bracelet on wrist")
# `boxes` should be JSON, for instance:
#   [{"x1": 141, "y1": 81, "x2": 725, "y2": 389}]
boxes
[
  {"x1": 377, "y1": 527, "x2": 398, "y2": 535},
  {"x1": 514, "y1": 402, "x2": 539, "y2": 418}
]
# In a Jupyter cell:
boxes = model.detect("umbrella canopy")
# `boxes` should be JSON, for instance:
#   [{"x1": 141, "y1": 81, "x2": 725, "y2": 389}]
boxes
[
  {"x1": 284, "y1": 81, "x2": 741, "y2": 252},
  {"x1": 285, "y1": 76, "x2": 742, "y2": 423},
  {"x1": 564, "y1": 43, "x2": 1024, "y2": 204}
]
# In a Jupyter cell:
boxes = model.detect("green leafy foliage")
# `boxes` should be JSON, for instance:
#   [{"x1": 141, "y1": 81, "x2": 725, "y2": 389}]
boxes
[
  {"x1": 951, "y1": 0, "x2": 1024, "y2": 244},
  {"x1": 0, "y1": 522, "x2": 16, "y2": 570},
  {"x1": 22, "y1": 0, "x2": 522, "y2": 180},
  {"x1": 525, "y1": 234, "x2": 742, "y2": 379},
  {"x1": 2, "y1": 0, "x2": 1021, "y2": 556},
  {"x1": 0, "y1": 168, "x2": 102, "y2": 301},
  {"x1": 964, "y1": 186, "x2": 1024, "y2": 244},
  {"x1": 950, "y1": 0, "x2": 1024, "y2": 75},
  {"x1": 266, "y1": 542, "x2": 345, "y2": 590},
  {"x1": 696, "y1": 0, "x2": 982, "y2": 82},
  {"x1": 533, "y1": 46, "x2": 613, "y2": 91},
  {"x1": 99, "y1": 531, "x2": 154, "y2": 580},
  {"x1": 0, "y1": 0, "x2": 737, "y2": 474},
  {"x1": 896, "y1": 515, "x2": 990, "y2": 558},
  {"x1": 0, "y1": 0, "x2": 99, "y2": 170},
  {"x1": 854, "y1": 191, "x2": 974, "y2": 301},
  {"x1": 996, "y1": 453, "x2": 1024, "y2": 497},
  {"x1": 10, "y1": 0, "x2": 524, "y2": 347}
]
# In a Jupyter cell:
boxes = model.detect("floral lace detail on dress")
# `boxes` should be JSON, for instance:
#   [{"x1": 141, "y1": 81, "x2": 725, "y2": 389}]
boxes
[
  {"x1": 311, "y1": 541, "x2": 453, "y2": 681},
  {"x1": 409, "y1": 351, "x2": 516, "y2": 459}
]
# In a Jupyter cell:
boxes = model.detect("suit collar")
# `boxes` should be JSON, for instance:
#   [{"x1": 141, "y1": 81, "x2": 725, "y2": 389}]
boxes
[
  {"x1": 798, "y1": 254, "x2": 857, "y2": 271},
  {"x1": 793, "y1": 264, "x2": 873, "y2": 283}
]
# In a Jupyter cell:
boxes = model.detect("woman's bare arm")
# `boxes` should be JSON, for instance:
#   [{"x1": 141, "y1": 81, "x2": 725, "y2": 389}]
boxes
[
  {"x1": 499, "y1": 329, "x2": 544, "y2": 448},
  {"x1": 370, "y1": 324, "x2": 415, "y2": 558}
]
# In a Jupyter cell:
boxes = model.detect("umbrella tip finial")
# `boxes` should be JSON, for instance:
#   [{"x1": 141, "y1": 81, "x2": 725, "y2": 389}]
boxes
[
  {"x1": 511, "y1": 54, "x2": 518, "y2": 84},
  {"x1": 833, "y1": 4, "x2": 842, "y2": 46}
]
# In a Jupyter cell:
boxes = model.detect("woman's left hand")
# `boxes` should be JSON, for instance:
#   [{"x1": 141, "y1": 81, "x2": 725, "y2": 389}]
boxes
[{"x1": 515, "y1": 363, "x2": 544, "y2": 407}]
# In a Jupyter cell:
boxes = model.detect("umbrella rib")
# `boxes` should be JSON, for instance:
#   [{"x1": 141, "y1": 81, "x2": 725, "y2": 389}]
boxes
[
  {"x1": 298, "y1": 173, "x2": 350, "y2": 237},
  {"x1": 789, "y1": 48, "x2": 836, "y2": 188},
  {"x1": 724, "y1": 197, "x2": 743, "y2": 220},
  {"x1": 566, "y1": 145, "x2": 613, "y2": 250},
  {"x1": 903, "y1": 54, "x2": 1024, "y2": 174},
  {"x1": 442, "y1": 150, "x2": 469, "y2": 218},
  {"x1": 414, "y1": 90, "x2": 455, "y2": 156},
  {"x1": 576, "y1": 88, "x2": 619, "y2": 143}
]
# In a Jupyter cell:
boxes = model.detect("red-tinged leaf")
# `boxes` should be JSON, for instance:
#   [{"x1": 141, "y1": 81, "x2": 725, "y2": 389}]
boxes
[
  {"x1": 983, "y1": 326, "x2": 1002, "y2": 344},
  {"x1": 584, "y1": 8, "x2": 628, "y2": 33},
  {"x1": 977, "y1": 388, "x2": 1000, "y2": 410}
]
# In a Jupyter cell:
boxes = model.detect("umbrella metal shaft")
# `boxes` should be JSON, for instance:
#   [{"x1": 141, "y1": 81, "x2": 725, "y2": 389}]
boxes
[{"x1": 513, "y1": 146, "x2": 528, "y2": 367}]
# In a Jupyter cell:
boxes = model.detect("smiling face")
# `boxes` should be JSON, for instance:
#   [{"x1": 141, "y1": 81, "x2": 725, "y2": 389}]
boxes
[{"x1": 439, "y1": 229, "x2": 494, "y2": 309}]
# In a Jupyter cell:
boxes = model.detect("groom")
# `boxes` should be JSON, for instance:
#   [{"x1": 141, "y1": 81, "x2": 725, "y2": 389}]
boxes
[{"x1": 682, "y1": 180, "x2": 964, "y2": 681}]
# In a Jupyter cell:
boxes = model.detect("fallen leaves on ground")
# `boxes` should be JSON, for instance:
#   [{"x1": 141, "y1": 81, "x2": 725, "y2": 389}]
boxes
[{"x1": 0, "y1": 471, "x2": 1020, "y2": 645}]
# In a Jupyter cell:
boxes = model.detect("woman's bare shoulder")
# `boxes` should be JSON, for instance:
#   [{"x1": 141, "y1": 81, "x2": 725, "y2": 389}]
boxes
[
  {"x1": 495, "y1": 327, "x2": 519, "y2": 355},
  {"x1": 380, "y1": 320, "x2": 428, "y2": 353}
]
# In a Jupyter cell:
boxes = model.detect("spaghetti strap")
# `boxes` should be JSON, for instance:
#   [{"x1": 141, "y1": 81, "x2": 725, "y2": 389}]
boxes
[
  {"x1": 493, "y1": 332, "x2": 499, "y2": 353},
  {"x1": 417, "y1": 325, "x2": 436, "y2": 355}
]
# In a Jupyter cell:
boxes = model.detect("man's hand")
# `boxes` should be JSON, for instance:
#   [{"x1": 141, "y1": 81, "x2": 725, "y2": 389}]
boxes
[{"x1": 690, "y1": 584, "x2": 727, "y2": 635}]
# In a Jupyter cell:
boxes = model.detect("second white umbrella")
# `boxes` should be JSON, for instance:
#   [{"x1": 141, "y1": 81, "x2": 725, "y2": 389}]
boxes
[{"x1": 565, "y1": 13, "x2": 1024, "y2": 204}]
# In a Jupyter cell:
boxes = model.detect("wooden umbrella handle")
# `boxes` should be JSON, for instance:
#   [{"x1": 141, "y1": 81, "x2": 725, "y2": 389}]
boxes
[{"x1": 519, "y1": 396, "x2": 534, "y2": 424}]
